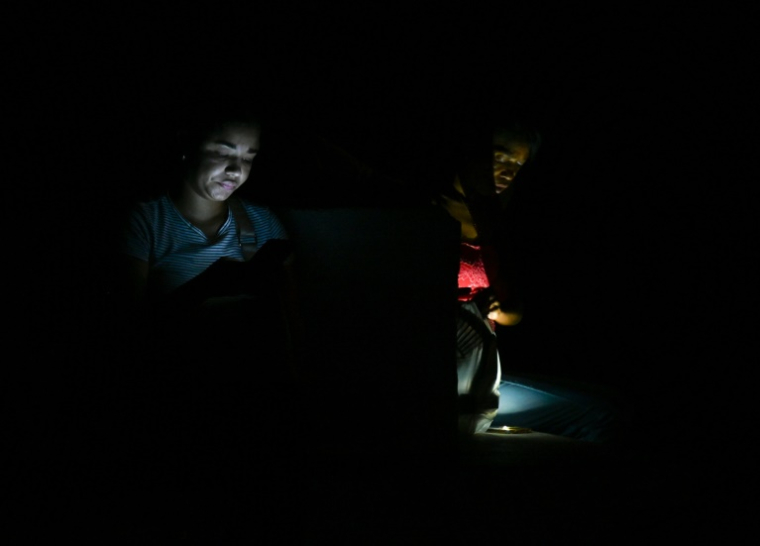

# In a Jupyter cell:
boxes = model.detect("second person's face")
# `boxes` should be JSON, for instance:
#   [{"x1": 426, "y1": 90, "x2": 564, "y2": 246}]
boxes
[
  {"x1": 186, "y1": 122, "x2": 261, "y2": 202},
  {"x1": 492, "y1": 138, "x2": 530, "y2": 194}
]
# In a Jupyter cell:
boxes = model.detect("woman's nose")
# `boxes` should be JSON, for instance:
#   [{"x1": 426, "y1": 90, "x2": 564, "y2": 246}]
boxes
[
  {"x1": 503, "y1": 163, "x2": 521, "y2": 178},
  {"x1": 225, "y1": 158, "x2": 244, "y2": 177}
]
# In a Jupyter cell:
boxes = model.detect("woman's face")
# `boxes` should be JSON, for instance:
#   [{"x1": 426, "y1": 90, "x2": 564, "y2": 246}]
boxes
[
  {"x1": 184, "y1": 122, "x2": 261, "y2": 202},
  {"x1": 492, "y1": 138, "x2": 530, "y2": 194}
]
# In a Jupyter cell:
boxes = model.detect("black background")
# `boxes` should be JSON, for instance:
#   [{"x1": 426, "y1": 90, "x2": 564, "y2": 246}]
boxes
[
  {"x1": 12, "y1": 2, "x2": 757, "y2": 515},
  {"x1": 44, "y1": 11, "x2": 753, "y2": 392}
]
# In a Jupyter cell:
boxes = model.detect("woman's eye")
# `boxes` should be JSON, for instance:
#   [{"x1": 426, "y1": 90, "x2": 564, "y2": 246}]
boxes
[{"x1": 494, "y1": 154, "x2": 523, "y2": 167}]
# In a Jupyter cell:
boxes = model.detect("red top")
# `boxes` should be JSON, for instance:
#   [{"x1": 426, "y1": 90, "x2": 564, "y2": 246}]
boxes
[{"x1": 458, "y1": 242, "x2": 490, "y2": 302}]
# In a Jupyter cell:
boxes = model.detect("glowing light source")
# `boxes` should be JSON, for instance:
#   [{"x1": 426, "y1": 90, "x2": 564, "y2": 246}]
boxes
[{"x1": 487, "y1": 425, "x2": 533, "y2": 434}]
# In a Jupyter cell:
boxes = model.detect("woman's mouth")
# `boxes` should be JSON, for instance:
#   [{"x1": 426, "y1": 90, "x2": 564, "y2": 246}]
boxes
[{"x1": 495, "y1": 180, "x2": 511, "y2": 193}]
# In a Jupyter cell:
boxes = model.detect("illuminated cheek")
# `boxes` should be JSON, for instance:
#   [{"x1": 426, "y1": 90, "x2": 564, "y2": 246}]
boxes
[
  {"x1": 190, "y1": 167, "x2": 211, "y2": 186},
  {"x1": 211, "y1": 164, "x2": 229, "y2": 179},
  {"x1": 197, "y1": 160, "x2": 221, "y2": 177}
]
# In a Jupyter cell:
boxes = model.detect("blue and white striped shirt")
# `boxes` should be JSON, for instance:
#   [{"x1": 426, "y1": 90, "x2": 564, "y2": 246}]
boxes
[{"x1": 121, "y1": 194, "x2": 288, "y2": 297}]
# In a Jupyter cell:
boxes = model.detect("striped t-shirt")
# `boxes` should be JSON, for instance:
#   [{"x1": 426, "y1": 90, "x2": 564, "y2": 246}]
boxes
[{"x1": 121, "y1": 194, "x2": 288, "y2": 298}]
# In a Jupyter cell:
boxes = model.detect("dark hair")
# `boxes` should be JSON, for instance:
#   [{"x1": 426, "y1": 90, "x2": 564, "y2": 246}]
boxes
[
  {"x1": 176, "y1": 101, "x2": 265, "y2": 161},
  {"x1": 492, "y1": 118, "x2": 542, "y2": 163}
]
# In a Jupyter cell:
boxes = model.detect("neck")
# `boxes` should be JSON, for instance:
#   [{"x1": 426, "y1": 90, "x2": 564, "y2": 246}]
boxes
[{"x1": 170, "y1": 186, "x2": 228, "y2": 224}]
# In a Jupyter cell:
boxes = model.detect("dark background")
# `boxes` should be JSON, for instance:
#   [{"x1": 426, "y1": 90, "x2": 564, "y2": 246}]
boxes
[
  {"x1": 12, "y1": 4, "x2": 756, "y2": 530},
  {"x1": 37, "y1": 10, "x2": 752, "y2": 403}
]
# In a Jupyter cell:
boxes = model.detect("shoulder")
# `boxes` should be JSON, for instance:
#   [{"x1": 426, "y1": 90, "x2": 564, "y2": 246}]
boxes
[
  {"x1": 239, "y1": 198, "x2": 281, "y2": 223},
  {"x1": 239, "y1": 197, "x2": 273, "y2": 215},
  {"x1": 237, "y1": 197, "x2": 288, "y2": 238},
  {"x1": 122, "y1": 194, "x2": 179, "y2": 239},
  {"x1": 127, "y1": 194, "x2": 170, "y2": 220}
]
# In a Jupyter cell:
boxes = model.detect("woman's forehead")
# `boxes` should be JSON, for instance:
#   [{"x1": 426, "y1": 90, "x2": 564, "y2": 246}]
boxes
[
  {"x1": 493, "y1": 138, "x2": 530, "y2": 157},
  {"x1": 202, "y1": 122, "x2": 261, "y2": 146}
]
